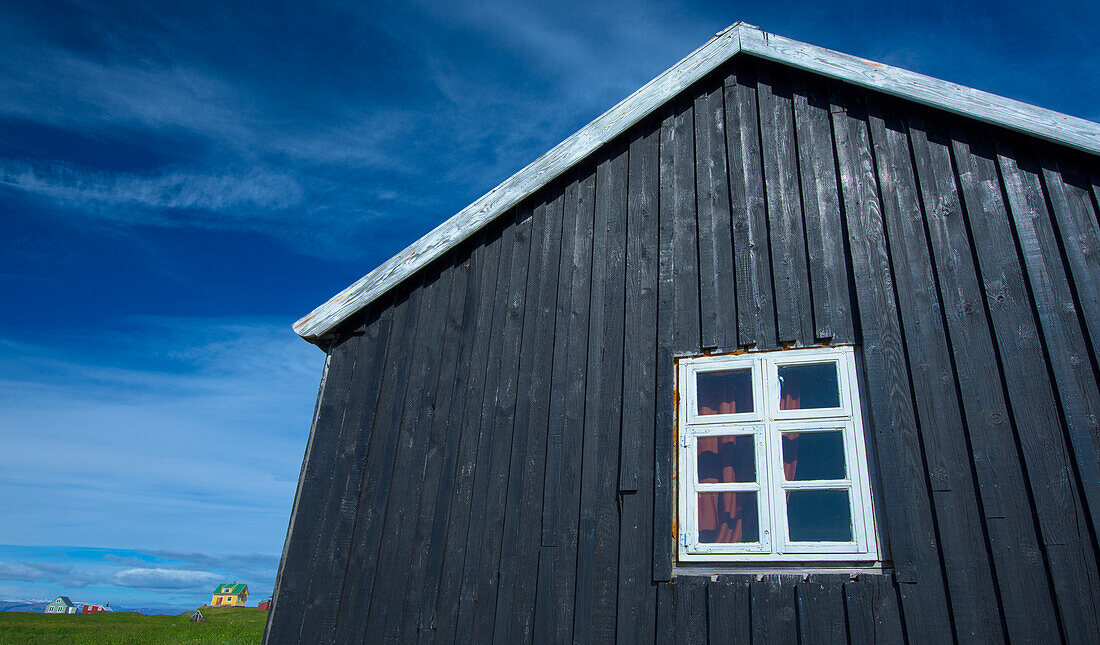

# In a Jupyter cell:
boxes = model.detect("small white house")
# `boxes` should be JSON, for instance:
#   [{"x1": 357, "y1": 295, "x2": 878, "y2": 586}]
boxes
[{"x1": 44, "y1": 596, "x2": 78, "y2": 614}]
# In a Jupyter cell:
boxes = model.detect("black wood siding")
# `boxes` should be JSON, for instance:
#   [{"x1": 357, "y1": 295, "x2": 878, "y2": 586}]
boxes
[{"x1": 265, "y1": 57, "x2": 1100, "y2": 644}]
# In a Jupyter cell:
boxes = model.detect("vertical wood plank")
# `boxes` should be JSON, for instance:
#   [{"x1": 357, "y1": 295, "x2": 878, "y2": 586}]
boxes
[
  {"x1": 952, "y1": 126, "x2": 1099, "y2": 644},
  {"x1": 617, "y1": 128, "x2": 660, "y2": 644},
  {"x1": 1038, "y1": 155, "x2": 1100, "y2": 370},
  {"x1": 301, "y1": 311, "x2": 393, "y2": 644},
  {"x1": 909, "y1": 112, "x2": 1059, "y2": 643},
  {"x1": 399, "y1": 254, "x2": 477, "y2": 644},
  {"x1": 844, "y1": 575, "x2": 905, "y2": 645},
  {"x1": 724, "y1": 64, "x2": 776, "y2": 349},
  {"x1": 758, "y1": 64, "x2": 814, "y2": 346},
  {"x1": 829, "y1": 89, "x2": 952, "y2": 642},
  {"x1": 866, "y1": 99, "x2": 1004, "y2": 643},
  {"x1": 265, "y1": 331, "x2": 361, "y2": 645},
  {"x1": 693, "y1": 81, "x2": 737, "y2": 351},
  {"x1": 993, "y1": 137, "x2": 1100, "y2": 642},
  {"x1": 792, "y1": 77, "x2": 853, "y2": 343},
  {"x1": 673, "y1": 578, "x2": 708, "y2": 645},
  {"x1": 575, "y1": 145, "x2": 628, "y2": 644},
  {"x1": 796, "y1": 576, "x2": 848, "y2": 645},
  {"x1": 454, "y1": 219, "x2": 521, "y2": 645},
  {"x1": 424, "y1": 233, "x2": 503, "y2": 645},
  {"x1": 469, "y1": 210, "x2": 534, "y2": 644},
  {"x1": 705, "y1": 576, "x2": 750, "y2": 645},
  {"x1": 364, "y1": 268, "x2": 455, "y2": 642},
  {"x1": 503, "y1": 194, "x2": 565, "y2": 645},
  {"x1": 546, "y1": 168, "x2": 597, "y2": 644},
  {"x1": 331, "y1": 283, "x2": 425, "y2": 643},
  {"x1": 750, "y1": 577, "x2": 797, "y2": 643}
]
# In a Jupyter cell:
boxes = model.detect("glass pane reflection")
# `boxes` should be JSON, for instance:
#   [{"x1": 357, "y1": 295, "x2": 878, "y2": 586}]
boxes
[
  {"x1": 697, "y1": 369, "x2": 753, "y2": 415},
  {"x1": 698, "y1": 492, "x2": 759, "y2": 543},
  {"x1": 782, "y1": 431, "x2": 846, "y2": 480},
  {"x1": 697, "y1": 435, "x2": 755, "y2": 483},
  {"x1": 778, "y1": 362, "x2": 840, "y2": 410},
  {"x1": 787, "y1": 490, "x2": 852, "y2": 542}
]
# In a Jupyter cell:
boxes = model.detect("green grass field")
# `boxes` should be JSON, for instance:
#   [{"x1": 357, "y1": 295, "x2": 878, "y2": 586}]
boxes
[{"x1": 0, "y1": 606, "x2": 266, "y2": 645}]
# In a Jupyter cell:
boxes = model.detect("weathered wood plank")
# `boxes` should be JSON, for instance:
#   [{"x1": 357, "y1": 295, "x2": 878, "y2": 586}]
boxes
[
  {"x1": 844, "y1": 575, "x2": 905, "y2": 645},
  {"x1": 654, "y1": 102, "x2": 698, "y2": 582},
  {"x1": 724, "y1": 65, "x2": 776, "y2": 349},
  {"x1": 423, "y1": 232, "x2": 503, "y2": 645},
  {"x1": 758, "y1": 63, "x2": 813, "y2": 346},
  {"x1": 705, "y1": 576, "x2": 750, "y2": 645},
  {"x1": 867, "y1": 98, "x2": 1003, "y2": 643},
  {"x1": 952, "y1": 126, "x2": 1100, "y2": 644},
  {"x1": 829, "y1": 89, "x2": 952, "y2": 643},
  {"x1": 573, "y1": 145, "x2": 628, "y2": 644},
  {"x1": 264, "y1": 331, "x2": 361, "y2": 645},
  {"x1": 502, "y1": 195, "x2": 564, "y2": 645},
  {"x1": 792, "y1": 77, "x2": 852, "y2": 343},
  {"x1": 454, "y1": 219, "x2": 521, "y2": 645},
  {"x1": 693, "y1": 80, "x2": 737, "y2": 351},
  {"x1": 655, "y1": 582, "x2": 675, "y2": 644},
  {"x1": 619, "y1": 127, "x2": 660, "y2": 494},
  {"x1": 1037, "y1": 152, "x2": 1100, "y2": 406},
  {"x1": 751, "y1": 577, "x2": 797, "y2": 643},
  {"x1": 363, "y1": 268, "x2": 455, "y2": 643},
  {"x1": 673, "y1": 578, "x2": 708, "y2": 645},
  {"x1": 398, "y1": 255, "x2": 475, "y2": 645},
  {"x1": 796, "y1": 576, "x2": 847, "y2": 645},
  {"x1": 300, "y1": 311, "x2": 393, "y2": 644},
  {"x1": 616, "y1": 129, "x2": 659, "y2": 644},
  {"x1": 546, "y1": 168, "x2": 597, "y2": 644},
  {"x1": 909, "y1": 112, "x2": 1059, "y2": 643},
  {"x1": 993, "y1": 137, "x2": 1100, "y2": 642},
  {"x1": 331, "y1": 284, "x2": 423, "y2": 643},
  {"x1": 470, "y1": 210, "x2": 533, "y2": 644}
]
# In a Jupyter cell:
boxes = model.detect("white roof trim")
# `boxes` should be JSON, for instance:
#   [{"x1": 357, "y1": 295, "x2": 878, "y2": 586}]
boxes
[{"x1": 295, "y1": 22, "x2": 1100, "y2": 343}]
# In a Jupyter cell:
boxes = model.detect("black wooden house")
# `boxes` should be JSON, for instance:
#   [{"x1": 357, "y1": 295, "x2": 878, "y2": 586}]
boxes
[{"x1": 265, "y1": 23, "x2": 1100, "y2": 644}]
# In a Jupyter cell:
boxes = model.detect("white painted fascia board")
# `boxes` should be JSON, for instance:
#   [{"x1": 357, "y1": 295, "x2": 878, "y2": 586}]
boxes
[{"x1": 294, "y1": 23, "x2": 1100, "y2": 343}]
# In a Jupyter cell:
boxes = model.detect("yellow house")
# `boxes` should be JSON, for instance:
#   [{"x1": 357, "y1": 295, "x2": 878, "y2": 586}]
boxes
[{"x1": 210, "y1": 583, "x2": 248, "y2": 607}]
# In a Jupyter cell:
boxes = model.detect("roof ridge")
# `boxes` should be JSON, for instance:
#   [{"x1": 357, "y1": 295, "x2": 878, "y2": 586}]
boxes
[{"x1": 293, "y1": 23, "x2": 1100, "y2": 344}]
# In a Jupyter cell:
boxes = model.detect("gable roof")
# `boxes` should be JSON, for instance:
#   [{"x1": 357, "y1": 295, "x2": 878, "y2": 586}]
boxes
[
  {"x1": 213, "y1": 583, "x2": 247, "y2": 595},
  {"x1": 50, "y1": 596, "x2": 74, "y2": 607},
  {"x1": 294, "y1": 22, "x2": 1100, "y2": 344}
]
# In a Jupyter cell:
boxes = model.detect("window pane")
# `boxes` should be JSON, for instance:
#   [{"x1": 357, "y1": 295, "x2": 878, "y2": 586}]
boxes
[
  {"x1": 698, "y1": 492, "x2": 759, "y2": 543},
  {"x1": 786, "y1": 490, "x2": 853, "y2": 542},
  {"x1": 697, "y1": 435, "x2": 755, "y2": 483},
  {"x1": 782, "y1": 431, "x2": 846, "y2": 480},
  {"x1": 697, "y1": 369, "x2": 753, "y2": 415},
  {"x1": 778, "y1": 362, "x2": 840, "y2": 410}
]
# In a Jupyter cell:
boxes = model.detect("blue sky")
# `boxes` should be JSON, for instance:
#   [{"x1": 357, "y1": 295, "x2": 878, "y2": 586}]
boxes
[{"x1": 1, "y1": 0, "x2": 1097, "y2": 612}]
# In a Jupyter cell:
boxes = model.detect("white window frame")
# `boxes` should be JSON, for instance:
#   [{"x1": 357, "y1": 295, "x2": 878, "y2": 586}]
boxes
[{"x1": 677, "y1": 346, "x2": 879, "y2": 563}]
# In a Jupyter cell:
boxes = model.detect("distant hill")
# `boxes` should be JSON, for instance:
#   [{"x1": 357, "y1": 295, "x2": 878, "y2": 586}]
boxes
[
  {"x1": 0, "y1": 600, "x2": 45, "y2": 613},
  {"x1": 0, "y1": 599, "x2": 192, "y2": 615}
]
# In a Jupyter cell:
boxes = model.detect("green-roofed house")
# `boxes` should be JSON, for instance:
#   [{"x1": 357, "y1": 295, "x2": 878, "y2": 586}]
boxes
[
  {"x1": 44, "y1": 596, "x2": 78, "y2": 614},
  {"x1": 210, "y1": 582, "x2": 248, "y2": 607}
]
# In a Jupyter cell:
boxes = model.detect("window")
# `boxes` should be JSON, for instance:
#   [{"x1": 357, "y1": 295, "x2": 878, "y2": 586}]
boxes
[{"x1": 677, "y1": 346, "x2": 879, "y2": 563}]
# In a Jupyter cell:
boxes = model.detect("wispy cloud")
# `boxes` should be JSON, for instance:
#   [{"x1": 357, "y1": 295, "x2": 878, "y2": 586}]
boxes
[
  {"x1": 0, "y1": 317, "x2": 323, "y2": 554},
  {"x1": 1, "y1": 162, "x2": 303, "y2": 213},
  {"x1": 113, "y1": 568, "x2": 220, "y2": 590}
]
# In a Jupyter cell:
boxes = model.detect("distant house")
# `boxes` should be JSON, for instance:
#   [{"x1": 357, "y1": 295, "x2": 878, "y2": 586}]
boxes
[
  {"x1": 44, "y1": 596, "x2": 78, "y2": 614},
  {"x1": 82, "y1": 603, "x2": 111, "y2": 613},
  {"x1": 210, "y1": 582, "x2": 248, "y2": 607},
  {"x1": 257, "y1": 598, "x2": 272, "y2": 612}
]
